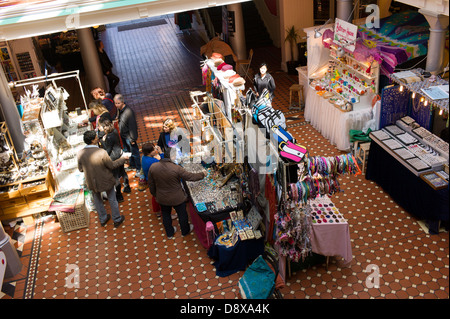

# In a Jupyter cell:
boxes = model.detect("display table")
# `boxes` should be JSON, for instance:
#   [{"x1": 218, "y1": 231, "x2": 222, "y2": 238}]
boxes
[
  {"x1": 304, "y1": 85, "x2": 373, "y2": 151},
  {"x1": 310, "y1": 216, "x2": 353, "y2": 267},
  {"x1": 366, "y1": 139, "x2": 449, "y2": 234},
  {"x1": 207, "y1": 237, "x2": 264, "y2": 277},
  {"x1": 278, "y1": 196, "x2": 353, "y2": 279}
]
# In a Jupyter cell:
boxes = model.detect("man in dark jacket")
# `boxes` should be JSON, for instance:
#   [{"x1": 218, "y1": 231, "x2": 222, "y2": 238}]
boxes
[
  {"x1": 96, "y1": 40, "x2": 120, "y2": 96},
  {"x1": 115, "y1": 94, "x2": 142, "y2": 176},
  {"x1": 148, "y1": 148, "x2": 207, "y2": 239}
]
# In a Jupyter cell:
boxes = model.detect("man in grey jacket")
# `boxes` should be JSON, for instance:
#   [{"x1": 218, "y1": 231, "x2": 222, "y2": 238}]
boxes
[
  {"x1": 148, "y1": 148, "x2": 206, "y2": 239},
  {"x1": 77, "y1": 130, "x2": 129, "y2": 227}
]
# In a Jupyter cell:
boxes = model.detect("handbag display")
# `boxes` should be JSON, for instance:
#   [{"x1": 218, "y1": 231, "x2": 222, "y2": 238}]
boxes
[
  {"x1": 279, "y1": 141, "x2": 308, "y2": 162},
  {"x1": 272, "y1": 125, "x2": 294, "y2": 143}
]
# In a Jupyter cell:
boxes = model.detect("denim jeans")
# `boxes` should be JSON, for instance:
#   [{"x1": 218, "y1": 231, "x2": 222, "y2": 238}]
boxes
[
  {"x1": 92, "y1": 187, "x2": 121, "y2": 224},
  {"x1": 160, "y1": 202, "x2": 190, "y2": 237},
  {"x1": 123, "y1": 137, "x2": 141, "y2": 171}
]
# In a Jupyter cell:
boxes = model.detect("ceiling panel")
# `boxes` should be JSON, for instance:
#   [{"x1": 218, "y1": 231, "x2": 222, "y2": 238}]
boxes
[{"x1": 0, "y1": 0, "x2": 250, "y2": 40}]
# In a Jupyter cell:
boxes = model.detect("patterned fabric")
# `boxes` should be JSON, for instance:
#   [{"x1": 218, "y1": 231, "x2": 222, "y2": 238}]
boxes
[
  {"x1": 238, "y1": 255, "x2": 275, "y2": 299},
  {"x1": 323, "y1": 11, "x2": 432, "y2": 76},
  {"x1": 379, "y1": 85, "x2": 410, "y2": 128},
  {"x1": 408, "y1": 94, "x2": 432, "y2": 130}
]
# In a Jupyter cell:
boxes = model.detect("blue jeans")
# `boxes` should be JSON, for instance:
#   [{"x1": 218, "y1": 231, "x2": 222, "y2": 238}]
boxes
[
  {"x1": 92, "y1": 187, "x2": 121, "y2": 224},
  {"x1": 123, "y1": 137, "x2": 141, "y2": 171}
]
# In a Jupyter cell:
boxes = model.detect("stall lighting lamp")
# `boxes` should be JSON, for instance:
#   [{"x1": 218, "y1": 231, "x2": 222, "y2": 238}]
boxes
[
  {"x1": 412, "y1": 92, "x2": 416, "y2": 99},
  {"x1": 399, "y1": 85, "x2": 404, "y2": 92},
  {"x1": 424, "y1": 100, "x2": 428, "y2": 106},
  {"x1": 439, "y1": 109, "x2": 443, "y2": 116}
]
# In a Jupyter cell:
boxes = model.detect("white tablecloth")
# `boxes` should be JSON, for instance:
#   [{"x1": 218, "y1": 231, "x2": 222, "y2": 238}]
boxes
[{"x1": 304, "y1": 86, "x2": 373, "y2": 151}]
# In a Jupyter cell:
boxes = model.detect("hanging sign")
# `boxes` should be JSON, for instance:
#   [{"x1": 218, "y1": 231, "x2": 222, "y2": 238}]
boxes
[{"x1": 333, "y1": 18, "x2": 358, "y2": 52}]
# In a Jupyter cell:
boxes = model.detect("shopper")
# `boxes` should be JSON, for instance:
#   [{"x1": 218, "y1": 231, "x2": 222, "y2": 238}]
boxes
[
  {"x1": 84, "y1": 100, "x2": 112, "y2": 135},
  {"x1": 148, "y1": 147, "x2": 207, "y2": 239},
  {"x1": 77, "y1": 130, "x2": 128, "y2": 228},
  {"x1": 91, "y1": 87, "x2": 117, "y2": 119},
  {"x1": 141, "y1": 143, "x2": 164, "y2": 216},
  {"x1": 95, "y1": 40, "x2": 120, "y2": 96},
  {"x1": 253, "y1": 63, "x2": 276, "y2": 100},
  {"x1": 98, "y1": 118, "x2": 131, "y2": 203},
  {"x1": 115, "y1": 94, "x2": 142, "y2": 177},
  {"x1": 157, "y1": 118, "x2": 188, "y2": 157}
]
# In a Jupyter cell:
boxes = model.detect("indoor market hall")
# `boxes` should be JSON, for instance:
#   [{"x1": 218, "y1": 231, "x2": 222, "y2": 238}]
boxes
[{"x1": 0, "y1": 11, "x2": 448, "y2": 301}]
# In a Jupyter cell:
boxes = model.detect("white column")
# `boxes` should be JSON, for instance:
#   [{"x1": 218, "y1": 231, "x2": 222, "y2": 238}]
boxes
[
  {"x1": 0, "y1": 68, "x2": 25, "y2": 156},
  {"x1": 336, "y1": 0, "x2": 353, "y2": 22},
  {"x1": 419, "y1": 9, "x2": 449, "y2": 74},
  {"x1": 227, "y1": 3, "x2": 247, "y2": 60},
  {"x1": 76, "y1": 28, "x2": 106, "y2": 91}
]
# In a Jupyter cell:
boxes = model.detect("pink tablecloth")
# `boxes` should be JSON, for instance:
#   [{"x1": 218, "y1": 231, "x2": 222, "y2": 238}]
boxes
[
  {"x1": 187, "y1": 201, "x2": 209, "y2": 249},
  {"x1": 310, "y1": 222, "x2": 353, "y2": 266}
]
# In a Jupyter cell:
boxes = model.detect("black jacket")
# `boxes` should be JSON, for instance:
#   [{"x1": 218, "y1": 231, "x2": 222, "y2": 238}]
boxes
[
  {"x1": 253, "y1": 73, "x2": 276, "y2": 99},
  {"x1": 118, "y1": 105, "x2": 138, "y2": 142}
]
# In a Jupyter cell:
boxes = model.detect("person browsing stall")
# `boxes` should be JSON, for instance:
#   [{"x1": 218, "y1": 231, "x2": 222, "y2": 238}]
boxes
[
  {"x1": 84, "y1": 100, "x2": 112, "y2": 135},
  {"x1": 115, "y1": 94, "x2": 142, "y2": 177},
  {"x1": 141, "y1": 143, "x2": 164, "y2": 216},
  {"x1": 77, "y1": 130, "x2": 128, "y2": 227},
  {"x1": 157, "y1": 118, "x2": 188, "y2": 159},
  {"x1": 91, "y1": 87, "x2": 117, "y2": 119},
  {"x1": 98, "y1": 118, "x2": 131, "y2": 203},
  {"x1": 148, "y1": 147, "x2": 207, "y2": 239}
]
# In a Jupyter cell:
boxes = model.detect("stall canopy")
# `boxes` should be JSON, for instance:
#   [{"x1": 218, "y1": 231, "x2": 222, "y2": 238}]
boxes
[{"x1": 323, "y1": 10, "x2": 434, "y2": 76}]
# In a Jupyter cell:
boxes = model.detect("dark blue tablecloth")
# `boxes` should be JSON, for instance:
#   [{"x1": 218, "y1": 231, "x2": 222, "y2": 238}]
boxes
[
  {"x1": 207, "y1": 237, "x2": 265, "y2": 277},
  {"x1": 366, "y1": 140, "x2": 449, "y2": 234}
]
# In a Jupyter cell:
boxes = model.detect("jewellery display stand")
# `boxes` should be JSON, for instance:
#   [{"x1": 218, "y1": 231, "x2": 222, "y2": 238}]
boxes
[
  {"x1": 0, "y1": 71, "x2": 90, "y2": 225},
  {"x1": 369, "y1": 121, "x2": 448, "y2": 178}
]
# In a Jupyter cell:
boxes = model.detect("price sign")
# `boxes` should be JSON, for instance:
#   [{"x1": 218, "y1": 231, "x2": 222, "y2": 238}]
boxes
[{"x1": 333, "y1": 18, "x2": 358, "y2": 52}]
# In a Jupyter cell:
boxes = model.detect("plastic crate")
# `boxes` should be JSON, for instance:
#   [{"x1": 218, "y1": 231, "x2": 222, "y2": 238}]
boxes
[{"x1": 56, "y1": 193, "x2": 90, "y2": 233}]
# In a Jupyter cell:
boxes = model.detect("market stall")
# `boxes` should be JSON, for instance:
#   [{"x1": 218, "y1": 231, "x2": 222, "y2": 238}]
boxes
[
  {"x1": 197, "y1": 54, "x2": 362, "y2": 280},
  {"x1": 367, "y1": 114, "x2": 449, "y2": 234},
  {"x1": 366, "y1": 62, "x2": 449, "y2": 235},
  {"x1": 303, "y1": 18, "x2": 380, "y2": 151},
  {"x1": 0, "y1": 71, "x2": 91, "y2": 227}
]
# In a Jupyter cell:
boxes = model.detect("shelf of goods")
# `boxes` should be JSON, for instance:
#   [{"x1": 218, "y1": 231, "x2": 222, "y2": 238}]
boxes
[
  {"x1": 369, "y1": 116, "x2": 449, "y2": 178},
  {"x1": 0, "y1": 165, "x2": 56, "y2": 225},
  {"x1": 0, "y1": 82, "x2": 89, "y2": 225},
  {"x1": 310, "y1": 46, "x2": 379, "y2": 113}
]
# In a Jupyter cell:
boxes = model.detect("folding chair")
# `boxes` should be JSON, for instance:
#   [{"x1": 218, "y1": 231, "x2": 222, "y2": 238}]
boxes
[{"x1": 236, "y1": 49, "x2": 253, "y2": 82}]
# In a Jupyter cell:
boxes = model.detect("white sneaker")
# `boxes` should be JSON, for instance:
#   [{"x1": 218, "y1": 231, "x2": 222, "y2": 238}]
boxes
[
  {"x1": 168, "y1": 226, "x2": 177, "y2": 239},
  {"x1": 182, "y1": 224, "x2": 194, "y2": 237}
]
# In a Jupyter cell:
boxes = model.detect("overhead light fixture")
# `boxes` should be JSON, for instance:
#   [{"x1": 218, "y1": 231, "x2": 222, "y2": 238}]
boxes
[
  {"x1": 314, "y1": 18, "x2": 334, "y2": 38},
  {"x1": 439, "y1": 109, "x2": 443, "y2": 116}
]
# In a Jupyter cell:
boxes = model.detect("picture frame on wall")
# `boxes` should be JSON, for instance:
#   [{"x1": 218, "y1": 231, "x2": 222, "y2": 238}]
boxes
[{"x1": 419, "y1": 172, "x2": 448, "y2": 190}]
